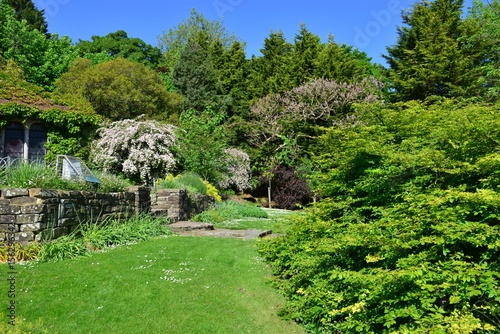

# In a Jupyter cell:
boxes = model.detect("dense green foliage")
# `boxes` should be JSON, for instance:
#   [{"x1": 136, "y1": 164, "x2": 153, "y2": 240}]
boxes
[
  {"x1": 55, "y1": 57, "x2": 183, "y2": 121},
  {"x1": 76, "y1": 30, "x2": 162, "y2": 68},
  {"x1": 0, "y1": 1, "x2": 76, "y2": 90},
  {"x1": 157, "y1": 8, "x2": 239, "y2": 75},
  {"x1": 384, "y1": 0, "x2": 499, "y2": 101},
  {"x1": 464, "y1": 0, "x2": 500, "y2": 101},
  {"x1": 171, "y1": 31, "x2": 227, "y2": 112},
  {"x1": 3, "y1": 0, "x2": 48, "y2": 35},
  {"x1": 175, "y1": 107, "x2": 228, "y2": 184},
  {"x1": 156, "y1": 172, "x2": 208, "y2": 195},
  {"x1": 259, "y1": 100, "x2": 500, "y2": 332}
]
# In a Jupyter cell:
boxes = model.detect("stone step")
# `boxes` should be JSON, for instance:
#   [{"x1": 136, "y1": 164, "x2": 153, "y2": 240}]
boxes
[
  {"x1": 167, "y1": 221, "x2": 274, "y2": 240},
  {"x1": 168, "y1": 221, "x2": 215, "y2": 233}
]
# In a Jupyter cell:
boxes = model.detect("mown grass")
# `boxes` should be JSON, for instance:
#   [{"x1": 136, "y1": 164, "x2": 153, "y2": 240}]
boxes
[
  {"x1": 193, "y1": 202, "x2": 301, "y2": 233},
  {"x1": 191, "y1": 201, "x2": 267, "y2": 225},
  {"x1": 3, "y1": 236, "x2": 304, "y2": 334}
]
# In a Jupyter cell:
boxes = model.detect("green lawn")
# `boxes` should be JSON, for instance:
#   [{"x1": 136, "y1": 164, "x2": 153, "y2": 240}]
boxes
[
  {"x1": 3, "y1": 235, "x2": 303, "y2": 334},
  {"x1": 211, "y1": 208, "x2": 302, "y2": 233}
]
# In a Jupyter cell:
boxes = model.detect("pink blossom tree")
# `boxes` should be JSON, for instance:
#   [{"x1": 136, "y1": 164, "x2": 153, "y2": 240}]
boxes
[{"x1": 247, "y1": 77, "x2": 383, "y2": 171}]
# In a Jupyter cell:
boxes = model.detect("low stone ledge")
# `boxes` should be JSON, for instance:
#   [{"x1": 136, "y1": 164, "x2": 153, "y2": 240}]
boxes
[
  {"x1": 29, "y1": 188, "x2": 59, "y2": 198},
  {"x1": 3, "y1": 188, "x2": 29, "y2": 198}
]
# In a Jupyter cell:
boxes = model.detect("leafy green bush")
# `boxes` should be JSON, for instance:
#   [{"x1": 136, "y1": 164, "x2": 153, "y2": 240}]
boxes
[
  {"x1": 38, "y1": 235, "x2": 88, "y2": 262},
  {"x1": 156, "y1": 172, "x2": 208, "y2": 195},
  {"x1": 79, "y1": 214, "x2": 171, "y2": 251},
  {"x1": 192, "y1": 201, "x2": 268, "y2": 225},
  {"x1": 259, "y1": 100, "x2": 500, "y2": 333}
]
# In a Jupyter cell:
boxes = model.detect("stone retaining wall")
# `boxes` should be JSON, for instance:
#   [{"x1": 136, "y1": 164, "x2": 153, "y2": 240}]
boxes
[
  {"x1": 150, "y1": 189, "x2": 215, "y2": 222},
  {"x1": 0, "y1": 186, "x2": 213, "y2": 245}
]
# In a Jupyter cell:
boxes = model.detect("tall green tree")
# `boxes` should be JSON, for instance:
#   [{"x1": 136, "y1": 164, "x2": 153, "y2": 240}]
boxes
[
  {"x1": 247, "y1": 30, "x2": 293, "y2": 99},
  {"x1": 157, "y1": 8, "x2": 238, "y2": 76},
  {"x1": 464, "y1": 0, "x2": 500, "y2": 101},
  {"x1": 384, "y1": 0, "x2": 480, "y2": 100},
  {"x1": 0, "y1": 2, "x2": 76, "y2": 90},
  {"x1": 315, "y1": 35, "x2": 382, "y2": 82},
  {"x1": 3, "y1": 0, "x2": 48, "y2": 36},
  {"x1": 211, "y1": 40, "x2": 249, "y2": 118},
  {"x1": 290, "y1": 24, "x2": 321, "y2": 86},
  {"x1": 175, "y1": 107, "x2": 228, "y2": 184},
  {"x1": 76, "y1": 30, "x2": 162, "y2": 68},
  {"x1": 171, "y1": 31, "x2": 227, "y2": 113}
]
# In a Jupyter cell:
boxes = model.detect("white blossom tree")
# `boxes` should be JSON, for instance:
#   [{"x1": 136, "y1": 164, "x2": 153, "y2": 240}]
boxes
[
  {"x1": 217, "y1": 148, "x2": 252, "y2": 192},
  {"x1": 91, "y1": 117, "x2": 177, "y2": 184}
]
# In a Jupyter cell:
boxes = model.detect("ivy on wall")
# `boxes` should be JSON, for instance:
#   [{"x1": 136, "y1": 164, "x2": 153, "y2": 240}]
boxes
[{"x1": 0, "y1": 102, "x2": 103, "y2": 161}]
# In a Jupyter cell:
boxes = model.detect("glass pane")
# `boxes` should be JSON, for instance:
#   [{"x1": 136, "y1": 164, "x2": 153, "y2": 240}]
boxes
[
  {"x1": 29, "y1": 123, "x2": 47, "y2": 162},
  {"x1": 4, "y1": 122, "x2": 24, "y2": 159}
]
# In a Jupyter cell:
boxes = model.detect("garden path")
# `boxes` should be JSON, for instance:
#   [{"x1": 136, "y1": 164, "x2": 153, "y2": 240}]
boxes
[{"x1": 168, "y1": 221, "x2": 273, "y2": 239}]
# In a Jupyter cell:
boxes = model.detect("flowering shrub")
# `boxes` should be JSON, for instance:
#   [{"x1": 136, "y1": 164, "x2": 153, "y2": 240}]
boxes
[
  {"x1": 217, "y1": 148, "x2": 252, "y2": 192},
  {"x1": 91, "y1": 118, "x2": 177, "y2": 184},
  {"x1": 203, "y1": 180, "x2": 222, "y2": 202}
]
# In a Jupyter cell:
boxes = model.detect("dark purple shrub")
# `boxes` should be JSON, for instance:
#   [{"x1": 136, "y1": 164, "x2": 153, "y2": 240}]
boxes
[{"x1": 271, "y1": 165, "x2": 313, "y2": 210}]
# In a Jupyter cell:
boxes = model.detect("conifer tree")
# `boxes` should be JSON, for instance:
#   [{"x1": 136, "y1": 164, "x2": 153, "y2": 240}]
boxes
[
  {"x1": 291, "y1": 24, "x2": 321, "y2": 86},
  {"x1": 315, "y1": 35, "x2": 381, "y2": 82},
  {"x1": 465, "y1": 0, "x2": 500, "y2": 101},
  {"x1": 247, "y1": 30, "x2": 293, "y2": 99},
  {"x1": 171, "y1": 31, "x2": 227, "y2": 112},
  {"x1": 384, "y1": 0, "x2": 479, "y2": 100},
  {"x1": 4, "y1": 0, "x2": 48, "y2": 36}
]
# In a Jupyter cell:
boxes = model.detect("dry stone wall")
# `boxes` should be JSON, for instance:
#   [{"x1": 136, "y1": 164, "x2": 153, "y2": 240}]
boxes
[
  {"x1": 0, "y1": 186, "x2": 149, "y2": 245},
  {"x1": 0, "y1": 186, "x2": 212, "y2": 245},
  {"x1": 150, "y1": 189, "x2": 215, "y2": 222}
]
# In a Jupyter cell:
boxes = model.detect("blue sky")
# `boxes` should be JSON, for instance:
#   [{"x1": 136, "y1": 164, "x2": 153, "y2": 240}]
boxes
[{"x1": 33, "y1": 0, "x2": 477, "y2": 66}]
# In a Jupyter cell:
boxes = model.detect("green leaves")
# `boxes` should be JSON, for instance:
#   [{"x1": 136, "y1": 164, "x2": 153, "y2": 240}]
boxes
[
  {"x1": 0, "y1": 3, "x2": 77, "y2": 90},
  {"x1": 259, "y1": 99, "x2": 500, "y2": 332},
  {"x1": 176, "y1": 107, "x2": 228, "y2": 185},
  {"x1": 384, "y1": 0, "x2": 483, "y2": 101},
  {"x1": 55, "y1": 57, "x2": 182, "y2": 121}
]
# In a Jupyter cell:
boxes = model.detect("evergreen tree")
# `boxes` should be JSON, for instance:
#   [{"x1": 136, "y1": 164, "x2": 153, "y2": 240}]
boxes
[
  {"x1": 291, "y1": 24, "x2": 321, "y2": 86},
  {"x1": 315, "y1": 35, "x2": 382, "y2": 82},
  {"x1": 247, "y1": 30, "x2": 293, "y2": 100},
  {"x1": 216, "y1": 40, "x2": 249, "y2": 118},
  {"x1": 384, "y1": 0, "x2": 480, "y2": 100},
  {"x1": 171, "y1": 31, "x2": 227, "y2": 112},
  {"x1": 464, "y1": 0, "x2": 500, "y2": 101},
  {"x1": 4, "y1": 0, "x2": 48, "y2": 36},
  {"x1": 158, "y1": 8, "x2": 238, "y2": 76}
]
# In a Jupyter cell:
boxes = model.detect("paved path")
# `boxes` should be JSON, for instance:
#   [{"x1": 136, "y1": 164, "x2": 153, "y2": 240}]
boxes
[{"x1": 168, "y1": 221, "x2": 273, "y2": 240}]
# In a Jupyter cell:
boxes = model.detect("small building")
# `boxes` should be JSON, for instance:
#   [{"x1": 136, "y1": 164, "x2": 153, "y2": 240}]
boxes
[{"x1": 0, "y1": 120, "x2": 48, "y2": 163}]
